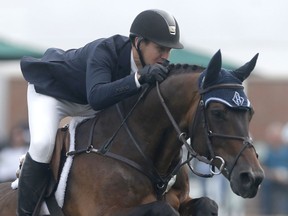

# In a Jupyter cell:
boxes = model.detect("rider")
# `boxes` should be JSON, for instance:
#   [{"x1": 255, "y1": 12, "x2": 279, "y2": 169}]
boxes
[{"x1": 17, "y1": 9, "x2": 183, "y2": 215}]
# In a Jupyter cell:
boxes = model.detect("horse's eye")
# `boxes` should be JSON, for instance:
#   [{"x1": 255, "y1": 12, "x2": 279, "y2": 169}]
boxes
[{"x1": 211, "y1": 110, "x2": 226, "y2": 120}]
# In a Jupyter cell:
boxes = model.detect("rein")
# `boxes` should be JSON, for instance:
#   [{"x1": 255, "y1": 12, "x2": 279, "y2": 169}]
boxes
[
  {"x1": 155, "y1": 83, "x2": 217, "y2": 175},
  {"x1": 155, "y1": 82, "x2": 223, "y2": 178}
]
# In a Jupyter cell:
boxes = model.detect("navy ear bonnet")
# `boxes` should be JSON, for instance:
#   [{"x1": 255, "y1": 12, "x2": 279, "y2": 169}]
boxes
[{"x1": 198, "y1": 69, "x2": 251, "y2": 109}]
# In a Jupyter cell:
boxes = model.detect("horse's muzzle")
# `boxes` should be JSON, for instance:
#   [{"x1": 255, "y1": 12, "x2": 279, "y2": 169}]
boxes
[{"x1": 230, "y1": 168, "x2": 264, "y2": 198}]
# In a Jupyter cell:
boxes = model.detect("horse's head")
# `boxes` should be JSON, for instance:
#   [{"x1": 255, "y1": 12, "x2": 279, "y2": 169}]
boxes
[
  {"x1": 122, "y1": 50, "x2": 264, "y2": 198},
  {"x1": 190, "y1": 50, "x2": 264, "y2": 198}
]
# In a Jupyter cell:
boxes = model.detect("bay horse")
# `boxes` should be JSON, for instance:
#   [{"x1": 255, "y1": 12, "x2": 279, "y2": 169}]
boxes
[{"x1": 0, "y1": 50, "x2": 264, "y2": 216}]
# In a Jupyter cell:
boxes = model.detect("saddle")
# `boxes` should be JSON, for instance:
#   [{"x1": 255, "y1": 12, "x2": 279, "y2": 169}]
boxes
[
  {"x1": 15, "y1": 125, "x2": 70, "y2": 196},
  {"x1": 29, "y1": 117, "x2": 93, "y2": 215},
  {"x1": 46, "y1": 125, "x2": 70, "y2": 197}
]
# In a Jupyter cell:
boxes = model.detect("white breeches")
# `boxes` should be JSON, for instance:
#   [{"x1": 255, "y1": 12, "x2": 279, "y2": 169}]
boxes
[{"x1": 27, "y1": 84, "x2": 97, "y2": 163}]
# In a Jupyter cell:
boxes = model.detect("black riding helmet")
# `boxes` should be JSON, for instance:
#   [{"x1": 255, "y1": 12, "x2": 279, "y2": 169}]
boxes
[{"x1": 130, "y1": 9, "x2": 184, "y2": 49}]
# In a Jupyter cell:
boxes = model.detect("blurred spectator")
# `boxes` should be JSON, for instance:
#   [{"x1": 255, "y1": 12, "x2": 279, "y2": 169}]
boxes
[
  {"x1": 188, "y1": 154, "x2": 245, "y2": 216},
  {"x1": 0, "y1": 123, "x2": 29, "y2": 182},
  {"x1": 259, "y1": 122, "x2": 288, "y2": 215}
]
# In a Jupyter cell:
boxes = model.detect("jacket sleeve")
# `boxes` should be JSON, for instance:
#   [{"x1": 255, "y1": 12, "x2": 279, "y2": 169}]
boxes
[{"x1": 86, "y1": 41, "x2": 140, "y2": 111}]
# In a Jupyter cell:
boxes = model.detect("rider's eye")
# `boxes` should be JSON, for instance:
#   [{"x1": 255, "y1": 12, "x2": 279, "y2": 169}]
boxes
[{"x1": 156, "y1": 45, "x2": 170, "y2": 54}]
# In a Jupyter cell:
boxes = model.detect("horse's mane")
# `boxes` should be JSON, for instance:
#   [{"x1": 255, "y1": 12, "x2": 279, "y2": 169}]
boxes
[{"x1": 167, "y1": 64, "x2": 205, "y2": 76}]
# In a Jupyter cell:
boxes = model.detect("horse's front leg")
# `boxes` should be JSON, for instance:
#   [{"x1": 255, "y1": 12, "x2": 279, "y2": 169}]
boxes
[
  {"x1": 166, "y1": 165, "x2": 218, "y2": 216},
  {"x1": 179, "y1": 197, "x2": 218, "y2": 216}
]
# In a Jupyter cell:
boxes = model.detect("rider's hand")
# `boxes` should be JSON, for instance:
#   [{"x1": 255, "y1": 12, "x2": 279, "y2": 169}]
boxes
[{"x1": 137, "y1": 63, "x2": 168, "y2": 85}]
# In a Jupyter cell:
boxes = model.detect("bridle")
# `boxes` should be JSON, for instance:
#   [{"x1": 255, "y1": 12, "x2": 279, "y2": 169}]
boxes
[
  {"x1": 158, "y1": 82, "x2": 256, "y2": 180},
  {"x1": 199, "y1": 84, "x2": 256, "y2": 179}
]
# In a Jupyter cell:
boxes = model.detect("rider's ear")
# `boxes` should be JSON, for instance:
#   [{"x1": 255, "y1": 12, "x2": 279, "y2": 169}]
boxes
[
  {"x1": 134, "y1": 37, "x2": 139, "y2": 49},
  {"x1": 135, "y1": 37, "x2": 144, "y2": 50}
]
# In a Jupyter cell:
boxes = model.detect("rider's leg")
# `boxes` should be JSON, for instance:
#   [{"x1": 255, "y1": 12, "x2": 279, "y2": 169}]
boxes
[
  {"x1": 17, "y1": 84, "x2": 97, "y2": 215},
  {"x1": 17, "y1": 152, "x2": 50, "y2": 216},
  {"x1": 17, "y1": 84, "x2": 63, "y2": 216}
]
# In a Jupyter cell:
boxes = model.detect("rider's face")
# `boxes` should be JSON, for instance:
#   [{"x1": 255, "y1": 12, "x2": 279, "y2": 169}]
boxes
[{"x1": 134, "y1": 37, "x2": 171, "y2": 67}]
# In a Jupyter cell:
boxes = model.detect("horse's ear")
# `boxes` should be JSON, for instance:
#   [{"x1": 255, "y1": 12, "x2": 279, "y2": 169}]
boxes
[
  {"x1": 232, "y1": 53, "x2": 259, "y2": 82},
  {"x1": 202, "y1": 50, "x2": 222, "y2": 88}
]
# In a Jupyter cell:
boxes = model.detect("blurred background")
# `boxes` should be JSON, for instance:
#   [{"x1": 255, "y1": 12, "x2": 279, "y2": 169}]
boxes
[{"x1": 0, "y1": 0, "x2": 287, "y2": 215}]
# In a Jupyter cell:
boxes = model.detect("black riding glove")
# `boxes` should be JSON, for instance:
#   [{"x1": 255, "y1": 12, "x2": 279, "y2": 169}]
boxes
[{"x1": 138, "y1": 63, "x2": 168, "y2": 85}]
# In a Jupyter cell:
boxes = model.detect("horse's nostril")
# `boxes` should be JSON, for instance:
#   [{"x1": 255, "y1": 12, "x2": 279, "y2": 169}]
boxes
[
  {"x1": 240, "y1": 172, "x2": 252, "y2": 185},
  {"x1": 239, "y1": 171, "x2": 264, "y2": 187}
]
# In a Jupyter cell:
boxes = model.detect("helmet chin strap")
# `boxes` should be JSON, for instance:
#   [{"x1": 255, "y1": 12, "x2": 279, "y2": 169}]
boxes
[{"x1": 135, "y1": 37, "x2": 146, "y2": 68}]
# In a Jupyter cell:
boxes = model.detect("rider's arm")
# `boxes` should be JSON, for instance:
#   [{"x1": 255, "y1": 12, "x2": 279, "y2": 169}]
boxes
[{"x1": 86, "y1": 42, "x2": 140, "y2": 111}]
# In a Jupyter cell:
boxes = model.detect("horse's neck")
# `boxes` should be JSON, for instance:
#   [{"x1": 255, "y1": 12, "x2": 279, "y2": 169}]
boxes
[{"x1": 125, "y1": 73, "x2": 200, "y2": 174}]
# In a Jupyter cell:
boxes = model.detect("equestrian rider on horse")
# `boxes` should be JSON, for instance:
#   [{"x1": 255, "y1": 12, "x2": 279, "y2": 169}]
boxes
[{"x1": 18, "y1": 9, "x2": 183, "y2": 215}]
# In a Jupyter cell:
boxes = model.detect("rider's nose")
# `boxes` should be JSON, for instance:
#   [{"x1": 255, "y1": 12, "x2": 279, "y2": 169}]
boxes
[{"x1": 161, "y1": 51, "x2": 170, "y2": 60}]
